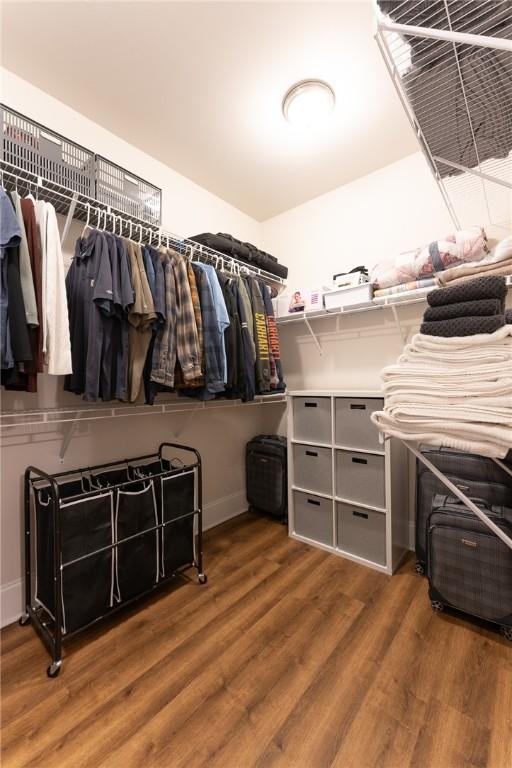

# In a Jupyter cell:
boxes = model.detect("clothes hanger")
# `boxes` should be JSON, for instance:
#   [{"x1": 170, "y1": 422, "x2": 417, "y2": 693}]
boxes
[{"x1": 81, "y1": 203, "x2": 91, "y2": 237}]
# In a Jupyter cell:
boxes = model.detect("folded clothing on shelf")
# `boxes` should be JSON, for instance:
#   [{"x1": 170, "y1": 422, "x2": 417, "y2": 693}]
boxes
[
  {"x1": 427, "y1": 274, "x2": 508, "y2": 307},
  {"x1": 370, "y1": 227, "x2": 488, "y2": 290},
  {"x1": 189, "y1": 232, "x2": 288, "y2": 279},
  {"x1": 420, "y1": 315, "x2": 506, "y2": 338},
  {"x1": 435, "y1": 236, "x2": 512, "y2": 287},
  {"x1": 372, "y1": 277, "x2": 436, "y2": 298},
  {"x1": 423, "y1": 298, "x2": 504, "y2": 322},
  {"x1": 371, "y1": 324, "x2": 512, "y2": 459}
]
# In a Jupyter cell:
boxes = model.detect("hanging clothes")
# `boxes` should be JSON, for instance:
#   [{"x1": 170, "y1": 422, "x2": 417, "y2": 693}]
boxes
[
  {"x1": 11, "y1": 191, "x2": 38, "y2": 327},
  {"x1": 151, "y1": 250, "x2": 177, "y2": 391},
  {"x1": 0, "y1": 188, "x2": 21, "y2": 372},
  {"x1": 259, "y1": 280, "x2": 285, "y2": 392},
  {"x1": 245, "y1": 276, "x2": 271, "y2": 394},
  {"x1": 126, "y1": 239, "x2": 156, "y2": 402},
  {"x1": 33, "y1": 200, "x2": 72, "y2": 376},
  {"x1": 233, "y1": 275, "x2": 256, "y2": 401},
  {"x1": 171, "y1": 251, "x2": 202, "y2": 384},
  {"x1": 21, "y1": 197, "x2": 44, "y2": 376},
  {"x1": 65, "y1": 230, "x2": 114, "y2": 400},
  {"x1": 193, "y1": 262, "x2": 230, "y2": 385},
  {"x1": 4, "y1": 191, "x2": 32, "y2": 367}
]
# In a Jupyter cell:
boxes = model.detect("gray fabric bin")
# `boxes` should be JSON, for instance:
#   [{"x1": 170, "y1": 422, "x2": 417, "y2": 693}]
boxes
[
  {"x1": 335, "y1": 397, "x2": 383, "y2": 452},
  {"x1": 337, "y1": 502, "x2": 386, "y2": 566},
  {"x1": 293, "y1": 491, "x2": 333, "y2": 546},
  {"x1": 336, "y1": 450, "x2": 385, "y2": 509},
  {"x1": 293, "y1": 397, "x2": 331, "y2": 444},
  {"x1": 292, "y1": 444, "x2": 332, "y2": 496}
]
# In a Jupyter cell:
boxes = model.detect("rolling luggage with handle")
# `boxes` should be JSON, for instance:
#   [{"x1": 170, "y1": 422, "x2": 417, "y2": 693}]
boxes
[
  {"x1": 415, "y1": 446, "x2": 512, "y2": 575},
  {"x1": 427, "y1": 494, "x2": 512, "y2": 640},
  {"x1": 246, "y1": 435, "x2": 287, "y2": 520}
]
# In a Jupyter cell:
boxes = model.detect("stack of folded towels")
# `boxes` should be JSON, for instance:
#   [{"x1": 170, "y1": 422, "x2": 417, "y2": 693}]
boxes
[{"x1": 371, "y1": 275, "x2": 512, "y2": 459}]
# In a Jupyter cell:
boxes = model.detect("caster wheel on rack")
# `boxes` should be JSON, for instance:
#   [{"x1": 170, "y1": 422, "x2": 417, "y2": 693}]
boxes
[
  {"x1": 414, "y1": 561, "x2": 425, "y2": 576},
  {"x1": 198, "y1": 573, "x2": 208, "y2": 585},
  {"x1": 47, "y1": 661, "x2": 62, "y2": 679},
  {"x1": 18, "y1": 613, "x2": 30, "y2": 627},
  {"x1": 431, "y1": 600, "x2": 444, "y2": 614},
  {"x1": 500, "y1": 625, "x2": 512, "y2": 642}
]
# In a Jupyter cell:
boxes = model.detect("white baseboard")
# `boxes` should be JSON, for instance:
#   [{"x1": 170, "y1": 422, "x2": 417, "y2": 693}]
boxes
[
  {"x1": 1, "y1": 578, "x2": 23, "y2": 629},
  {"x1": 203, "y1": 490, "x2": 247, "y2": 531},
  {"x1": 0, "y1": 492, "x2": 247, "y2": 629}
]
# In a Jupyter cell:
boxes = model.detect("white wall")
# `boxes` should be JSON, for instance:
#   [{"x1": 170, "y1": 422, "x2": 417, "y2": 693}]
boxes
[
  {"x1": 261, "y1": 151, "x2": 454, "y2": 290},
  {"x1": 0, "y1": 69, "x2": 284, "y2": 627}
]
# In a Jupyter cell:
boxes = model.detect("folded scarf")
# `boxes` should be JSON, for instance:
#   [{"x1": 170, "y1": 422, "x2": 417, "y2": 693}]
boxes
[
  {"x1": 427, "y1": 275, "x2": 507, "y2": 307},
  {"x1": 423, "y1": 297, "x2": 503, "y2": 322},
  {"x1": 420, "y1": 314, "x2": 505, "y2": 337}
]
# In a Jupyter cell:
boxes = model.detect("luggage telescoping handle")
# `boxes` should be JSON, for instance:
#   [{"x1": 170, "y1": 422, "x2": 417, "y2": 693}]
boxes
[
  {"x1": 404, "y1": 441, "x2": 512, "y2": 552},
  {"x1": 435, "y1": 494, "x2": 501, "y2": 513}
]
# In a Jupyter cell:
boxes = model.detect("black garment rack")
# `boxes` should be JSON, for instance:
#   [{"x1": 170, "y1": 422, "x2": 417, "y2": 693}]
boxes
[{"x1": 20, "y1": 442, "x2": 206, "y2": 678}]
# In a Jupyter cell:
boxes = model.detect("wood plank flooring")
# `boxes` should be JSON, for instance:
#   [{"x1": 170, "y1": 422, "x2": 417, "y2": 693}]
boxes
[{"x1": 1, "y1": 512, "x2": 511, "y2": 768}]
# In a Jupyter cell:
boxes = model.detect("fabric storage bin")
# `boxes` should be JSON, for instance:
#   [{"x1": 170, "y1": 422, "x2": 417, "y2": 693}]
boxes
[
  {"x1": 337, "y1": 502, "x2": 386, "y2": 566},
  {"x1": 90, "y1": 465, "x2": 131, "y2": 490},
  {"x1": 293, "y1": 491, "x2": 333, "y2": 546},
  {"x1": 292, "y1": 443, "x2": 332, "y2": 496},
  {"x1": 293, "y1": 397, "x2": 332, "y2": 444},
  {"x1": 335, "y1": 397, "x2": 383, "y2": 452},
  {"x1": 35, "y1": 487, "x2": 115, "y2": 634},
  {"x1": 115, "y1": 480, "x2": 159, "y2": 601},
  {"x1": 160, "y1": 471, "x2": 196, "y2": 576},
  {"x1": 336, "y1": 450, "x2": 385, "y2": 509},
  {"x1": 130, "y1": 458, "x2": 172, "y2": 479}
]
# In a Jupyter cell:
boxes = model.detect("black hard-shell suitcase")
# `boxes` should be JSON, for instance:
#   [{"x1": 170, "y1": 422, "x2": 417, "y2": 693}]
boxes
[
  {"x1": 246, "y1": 435, "x2": 287, "y2": 520},
  {"x1": 415, "y1": 446, "x2": 512, "y2": 575},
  {"x1": 427, "y1": 494, "x2": 512, "y2": 640}
]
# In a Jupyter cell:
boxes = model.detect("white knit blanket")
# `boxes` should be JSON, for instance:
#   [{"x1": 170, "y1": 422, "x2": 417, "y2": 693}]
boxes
[{"x1": 371, "y1": 325, "x2": 512, "y2": 459}]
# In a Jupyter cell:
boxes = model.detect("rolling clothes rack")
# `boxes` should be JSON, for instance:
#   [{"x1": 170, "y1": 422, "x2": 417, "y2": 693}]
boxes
[{"x1": 20, "y1": 442, "x2": 206, "y2": 678}]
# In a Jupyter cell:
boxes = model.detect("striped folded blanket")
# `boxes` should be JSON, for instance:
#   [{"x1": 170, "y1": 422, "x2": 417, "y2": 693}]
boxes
[{"x1": 373, "y1": 278, "x2": 436, "y2": 298}]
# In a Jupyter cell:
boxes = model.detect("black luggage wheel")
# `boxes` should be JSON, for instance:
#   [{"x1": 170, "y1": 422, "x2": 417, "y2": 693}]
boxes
[
  {"x1": 431, "y1": 600, "x2": 444, "y2": 613},
  {"x1": 18, "y1": 613, "x2": 31, "y2": 627},
  {"x1": 414, "y1": 561, "x2": 425, "y2": 576},
  {"x1": 198, "y1": 573, "x2": 208, "y2": 584}
]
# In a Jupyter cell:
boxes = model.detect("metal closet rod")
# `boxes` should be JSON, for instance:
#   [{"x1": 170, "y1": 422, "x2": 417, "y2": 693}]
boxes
[
  {"x1": 378, "y1": 18, "x2": 512, "y2": 52},
  {"x1": 0, "y1": 161, "x2": 287, "y2": 287}
]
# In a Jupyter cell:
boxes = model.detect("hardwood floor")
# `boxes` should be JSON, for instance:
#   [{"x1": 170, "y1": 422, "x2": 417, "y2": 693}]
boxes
[{"x1": 1, "y1": 512, "x2": 511, "y2": 768}]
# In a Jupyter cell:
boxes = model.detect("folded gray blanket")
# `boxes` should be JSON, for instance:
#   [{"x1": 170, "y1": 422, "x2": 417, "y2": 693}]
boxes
[
  {"x1": 427, "y1": 275, "x2": 508, "y2": 307},
  {"x1": 420, "y1": 315, "x2": 505, "y2": 337},
  {"x1": 423, "y1": 298, "x2": 503, "y2": 322}
]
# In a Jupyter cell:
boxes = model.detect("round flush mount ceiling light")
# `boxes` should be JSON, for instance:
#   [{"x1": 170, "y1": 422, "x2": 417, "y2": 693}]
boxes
[{"x1": 282, "y1": 79, "x2": 335, "y2": 127}]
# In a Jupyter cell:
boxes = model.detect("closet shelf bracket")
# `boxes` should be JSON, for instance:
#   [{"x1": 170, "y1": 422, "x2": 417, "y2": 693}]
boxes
[
  {"x1": 304, "y1": 316, "x2": 323, "y2": 354},
  {"x1": 390, "y1": 304, "x2": 406, "y2": 345},
  {"x1": 60, "y1": 191, "x2": 78, "y2": 248},
  {"x1": 59, "y1": 417, "x2": 80, "y2": 463}
]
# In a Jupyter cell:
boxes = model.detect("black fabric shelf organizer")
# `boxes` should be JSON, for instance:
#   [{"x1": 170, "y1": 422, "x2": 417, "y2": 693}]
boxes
[{"x1": 21, "y1": 443, "x2": 206, "y2": 678}]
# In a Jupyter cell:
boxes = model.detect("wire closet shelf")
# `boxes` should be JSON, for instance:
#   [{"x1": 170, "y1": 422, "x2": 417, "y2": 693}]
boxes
[
  {"x1": 0, "y1": 160, "x2": 287, "y2": 290},
  {"x1": 375, "y1": 0, "x2": 512, "y2": 236}
]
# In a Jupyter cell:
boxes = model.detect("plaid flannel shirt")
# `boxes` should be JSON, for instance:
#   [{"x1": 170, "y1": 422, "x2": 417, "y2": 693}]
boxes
[
  {"x1": 171, "y1": 251, "x2": 202, "y2": 383},
  {"x1": 150, "y1": 251, "x2": 177, "y2": 387}
]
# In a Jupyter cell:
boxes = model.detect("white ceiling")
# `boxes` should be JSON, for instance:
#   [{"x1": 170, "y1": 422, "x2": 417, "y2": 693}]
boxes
[{"x1": 1, "y1": 1, "x2": 418, "y2": 221}]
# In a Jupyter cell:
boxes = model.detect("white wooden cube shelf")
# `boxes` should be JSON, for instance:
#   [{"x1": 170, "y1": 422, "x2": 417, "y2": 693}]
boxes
[{"x1": 287, "y1": 391, "x2": 409, "y2": 575}]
